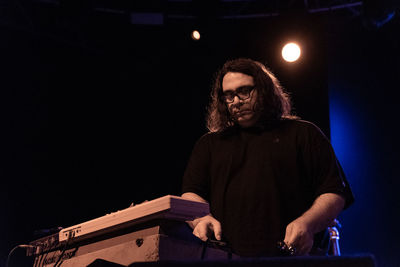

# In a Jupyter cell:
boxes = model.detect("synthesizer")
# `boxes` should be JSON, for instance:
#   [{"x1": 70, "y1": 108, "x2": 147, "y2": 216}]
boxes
[{"x1": 58, "y1": 195, "x2": 209, "y2": 243}]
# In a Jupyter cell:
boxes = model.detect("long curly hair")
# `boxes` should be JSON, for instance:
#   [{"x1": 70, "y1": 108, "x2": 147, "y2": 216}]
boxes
[{"x1": 206, "y1": 58, "x2": 297, "y2": 132}]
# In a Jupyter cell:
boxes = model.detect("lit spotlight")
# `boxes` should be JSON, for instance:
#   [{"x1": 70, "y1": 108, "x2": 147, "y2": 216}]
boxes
[
  {"x1": 282, "y1": 42, "x2": 301, "y2": 62},
  {"x1": 191, "y1": 30, "x2": 201, "y2": 41}
]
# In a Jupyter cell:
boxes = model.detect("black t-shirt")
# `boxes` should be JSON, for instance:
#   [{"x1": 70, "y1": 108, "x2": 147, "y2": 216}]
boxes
[{"x1": 182, "y1": 119, "x2": 354, "y2": 257}]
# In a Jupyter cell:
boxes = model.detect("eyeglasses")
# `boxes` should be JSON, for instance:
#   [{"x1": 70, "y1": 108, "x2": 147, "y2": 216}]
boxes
[{"x1": 222, "y1": 85, "x2": 255, "y2": 103}]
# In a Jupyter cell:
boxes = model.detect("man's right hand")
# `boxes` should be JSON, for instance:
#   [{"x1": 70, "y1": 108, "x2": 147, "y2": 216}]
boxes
[
  {"x1": 181, "y1": 193, "x2": 222, "y2": 241},
  {"x1": 191, "y1": 214, "x2": 222, "y2": 242}
]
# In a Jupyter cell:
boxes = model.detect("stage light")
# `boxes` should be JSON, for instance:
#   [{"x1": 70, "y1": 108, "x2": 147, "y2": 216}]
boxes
[
  {"x1": 282, "y1": 42, "x2": 301, "y2": 62},
  {"x1": 191, "y1": 30, "x2": 201, "y2": 41}
]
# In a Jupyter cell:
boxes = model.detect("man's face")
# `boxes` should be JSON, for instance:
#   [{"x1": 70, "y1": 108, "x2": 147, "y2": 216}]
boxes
[{"x1": 222, "y1": 72, "x2": 260, "y2": 128}]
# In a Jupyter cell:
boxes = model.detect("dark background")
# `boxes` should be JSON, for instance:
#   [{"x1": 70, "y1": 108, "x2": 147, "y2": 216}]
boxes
[{"x1": 1, "y1": 0, "x2": 399, "y2": 266}]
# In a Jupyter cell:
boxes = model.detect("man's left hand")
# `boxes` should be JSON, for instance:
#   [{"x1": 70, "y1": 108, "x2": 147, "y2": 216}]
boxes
[{"x1": 283, "y1": 217, "x2": 314, "y2": 255}]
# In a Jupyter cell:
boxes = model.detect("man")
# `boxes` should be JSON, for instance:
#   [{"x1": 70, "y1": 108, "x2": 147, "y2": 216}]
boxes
[{"x1": 181, "y1": 58, "x2": 354, "y2": 257}]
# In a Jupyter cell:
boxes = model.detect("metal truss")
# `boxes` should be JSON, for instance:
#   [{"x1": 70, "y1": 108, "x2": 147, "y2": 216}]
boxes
[
  {"x1": 165, "y1": 0, "x2": 364, "y2": 20},
  {"x1": 2, "y1": 0, "x2": 399, "y2": 35}
]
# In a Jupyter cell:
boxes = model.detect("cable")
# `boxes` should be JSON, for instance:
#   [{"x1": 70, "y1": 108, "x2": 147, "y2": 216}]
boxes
[
  {"x1": 33, "y1": 252, "x2": 43, "y2": 267},
  {"x1": 53, "y1": 231, "x2": 72, "y2": 267},
  {"x1": 37, "y1": 238, "x2": 57, "y2": 267},
  {"x1": 6, "y1": 244, "x2": 35, "y2": 267},
  {"x1": 32, "y1": 226, "x2": 63, "y2": 267}
]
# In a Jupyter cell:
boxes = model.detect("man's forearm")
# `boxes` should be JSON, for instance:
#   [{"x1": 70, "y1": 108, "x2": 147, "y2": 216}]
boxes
[
  {"x1": 181, "y1": 192, "x2": 208, "y2": 203},
  {"x1": 299, "y1": 193, "x2": 345, "y2": 234}
]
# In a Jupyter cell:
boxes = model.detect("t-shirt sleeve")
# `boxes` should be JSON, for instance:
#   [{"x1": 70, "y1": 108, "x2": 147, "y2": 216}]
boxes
[
  {"x1": 301, "y1": 122, "x2": 355, "y2": 209},
  {"x1": 181, "y1": 134, "x2": 211, "y2": 201}
]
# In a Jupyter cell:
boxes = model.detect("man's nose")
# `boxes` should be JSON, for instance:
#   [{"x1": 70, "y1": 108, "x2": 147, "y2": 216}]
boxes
[
  {"x1": 232, "y1": 95, "x2": 241, "y2": 105},
  {"x1": 232, "y1": 95, "x2": 247, "y2": 107}
]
